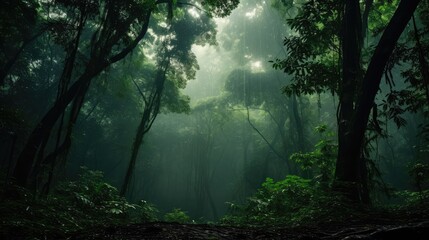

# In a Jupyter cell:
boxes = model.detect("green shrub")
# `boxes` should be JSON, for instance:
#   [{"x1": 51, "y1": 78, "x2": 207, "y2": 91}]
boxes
[
  {"x1": 221, "y1": 175, "x2": 354, "y2": 226},
  {"x1": 290, "y1": 125, "x2": 337, "y2": 183},
  {"x1": 164, "y1": 208, "x2": 192, "y2": 224},
  {"x1": 395, "y1": 190, "x2": 429, "y2": 204},
  {"x1": 409, "y1": 163, "x2": 429, "y2": 192},
  {"x1": 0, "y1": 167, "x2": 158, "y2": 239}
]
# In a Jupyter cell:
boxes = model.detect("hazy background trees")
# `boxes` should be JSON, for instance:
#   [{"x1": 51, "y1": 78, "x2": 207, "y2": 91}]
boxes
[{"x1": 1, "y1": 0, "x2": 428, "y2": 222}]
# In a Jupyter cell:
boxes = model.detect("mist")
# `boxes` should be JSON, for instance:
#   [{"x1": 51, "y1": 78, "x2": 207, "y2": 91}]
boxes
[
  {"x1": 56, "y1": 0, "x2": 425, "y2": 220},
  {"x1": 1, "y1": 0, "x2": 429, "y2": 238}
]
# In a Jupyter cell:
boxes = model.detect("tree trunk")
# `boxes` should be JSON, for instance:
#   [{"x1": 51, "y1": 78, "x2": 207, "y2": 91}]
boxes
[
  {"x1": 120, "y1": 69, "x2": 166, "y2": 196},
  {"x1": 31, "y1": 18, "x2": 86, "y2": 187},
  {"x1": 412, "y1": 15, "x2": 429, "y2": 104},
  {"x1": 291, "y1": 94, "x2": 305, "y2": 152},
  {"x1": 120, "y1": 108, "x2": 151, "y2": 196},
  {"x1": 12, "y1": 8, "x2": 153, "y2": 187},
  {"x1": 353, "y1": 0, "x2": 421, "y2": 167},
  {"x1": 42, "y1": 81, "x2": 91, "y2": 195},
  {"x1": 334, "y1": 0, "x2": 365, "y2": 202},
  {"x1": 334, "y1": 0, "x2": 421, "y2": 203},
  {"x1": 362, "y1": 0, "x2": 374, "y2": 41},
  {"x1": 12, "y1": 67, "x2": 99, "y2": 186}
]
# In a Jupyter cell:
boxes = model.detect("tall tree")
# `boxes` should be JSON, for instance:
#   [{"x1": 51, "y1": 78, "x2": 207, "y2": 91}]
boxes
[
  {"x1": 120, "y1": 4, "x2": 219, "y2": 195},
  {"x1": 12, "y1": 0, "x2": 154, "y2": 187},
  {"x1": 9, "y1": 0, "x2": 238, "y2": 188},
  {"x1": 335, "y1": 0, "x2": 421, "y2": 203},
  {"x1": 273, "y1": 0, "x2": 423, "y2": 203}
]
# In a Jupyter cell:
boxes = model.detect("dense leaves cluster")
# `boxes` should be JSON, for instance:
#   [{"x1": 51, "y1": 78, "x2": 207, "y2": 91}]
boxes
[
  {"x1": 271, "y1": 0, "x2": 341, "y2": 96},
  {"x1": 0, "y1": 168, "x2": 158, "y2": 238},
  {"x1": 222, "y1": 174, "x2": 429, "y2": 228},
  {"x1": 201, "y1": 0, "x2": 240, "y2": 17},
  {"x1": 164, "y1": 208, "x2": 193, "y2": 224},
  {"x1": 290, "y1": 125, "x2": 337, "y2": 182},
  {"x1": 221, "y1": 175, "x2": 355, "y2": 226}
]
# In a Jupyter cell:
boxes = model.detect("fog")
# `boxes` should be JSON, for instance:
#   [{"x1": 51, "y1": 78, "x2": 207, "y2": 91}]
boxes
[
  {"x1": 64, "y1": 0, "x2": 420, "y2": 220},
  {"x1": 1, "y1": 0, "x2": 427, "y2": 223}
]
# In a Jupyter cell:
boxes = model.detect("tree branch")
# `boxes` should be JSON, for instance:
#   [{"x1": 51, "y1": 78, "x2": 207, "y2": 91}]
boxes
[
  {"x1": 132, "y1": 78, "x2": 148, "y2": 105},
  {"x1": 245, "y1": 106, "x2": 285, "y2": 161}
]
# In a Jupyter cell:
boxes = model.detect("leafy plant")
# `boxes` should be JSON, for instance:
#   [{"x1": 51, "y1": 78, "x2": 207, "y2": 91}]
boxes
[
  {"x1": 395, "y1": 190, "x2": 429, "y2": 205},
  {"x1": 0, "y1": 167, "x2": 158, "y2": 239},
  {"x1": 164, "y1": 208, "x2": 192, "y2": 224},
  {"x1": 408, "y1": 163, "x2": 429, "y2": 202},
  {"x1": 290, "y1": 125, "x2": 337, "y2": 182},
  {"x1": 390, "y1": 190, "x2": 429, "y2": 218},
  {"x1": 133, "y1": 200, "x2": 159, "y2": 222},
  {"x1": 221, "y1": 175, "x2": 354, "y2": 226}
]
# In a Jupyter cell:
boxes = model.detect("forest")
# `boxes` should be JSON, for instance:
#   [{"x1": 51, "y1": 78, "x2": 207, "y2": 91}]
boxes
[{"x1": 1, "y1": 0, "x2": 429, "y2": 239}]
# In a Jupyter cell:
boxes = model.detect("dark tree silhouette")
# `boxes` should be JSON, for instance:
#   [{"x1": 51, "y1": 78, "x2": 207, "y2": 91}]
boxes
[{"x1": 335, "y1": 0, "x2": 421, "y2": 202}]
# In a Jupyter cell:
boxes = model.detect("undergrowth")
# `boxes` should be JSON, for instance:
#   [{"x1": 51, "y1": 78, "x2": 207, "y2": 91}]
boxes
[
  {"x1": 1, "y1": 167, "x2": 428, "y2": 239},
  {"x1": 221, "y1": 175, "x2": 364, "y2": 227},
  {"x1": 221, "y1": 175, "x2": 429, "y2": 227},
  {"x1": 0, "y1": 167, "x2": 158, "y2": 239}
]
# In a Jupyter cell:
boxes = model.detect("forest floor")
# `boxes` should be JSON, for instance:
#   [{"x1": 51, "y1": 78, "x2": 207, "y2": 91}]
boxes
[
  {"x1": 71, "y1": 218, "x2": 429, "y2": 240},
  {"x1": 2, "y1": 206, "x2": 429, "y2": 239},
  {"x1": 3, "y1": 184, "x2": 429, "y2": 239}
]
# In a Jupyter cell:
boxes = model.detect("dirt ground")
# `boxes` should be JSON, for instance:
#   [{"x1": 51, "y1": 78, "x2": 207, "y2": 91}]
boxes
[{"x1": 72, "y1": 220, "x2": 429, "y2": 239}]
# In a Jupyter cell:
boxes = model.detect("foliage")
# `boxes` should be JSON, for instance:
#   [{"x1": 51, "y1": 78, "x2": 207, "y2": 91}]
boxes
[
  {"x1": 395, "y1": 190, "x2": 429, "y2": 205},
  {"x1": 221, "y1": 175, "x2": 357, "y2": 226},
  {"x1": 2, "y1": 0, "x2": 240, "y2": 190},
  {"x1": 387, "y1": 162, "x2": 429, "y2": 214},
  {"x1": 164, "y1": 208, "x2": 192, "y2": 224},
  {"x1": 389, "y1": 189, "x2": 429, "y2": 219},
  {"x1": 409, "y1": 163, "x2": 429, "y2": 190},
  {"x1": 406, "y1": 162, "x2": 429, "y2": 204},
  {"x1": 54, "y1": 167, "x2": 158, "y2": 223},
  {"x1": 271, "y1": 0, "x2": 426, "y2": 206},
  {"x1": 201, "y1": 0, "x2": 240, "y2": 17},
  {"x1": 290, "y1": 125, "x2": 337, "y2": 182},
  {"x1": 380, "y1": 0, "x2": 429, "y2": 148},
  {"x1": 224, "y1": 70, "x2": 284, "y2": 107},
  {"x1": 270, "y1": 0, "x2": 342, "y2": 96},
  {"x1": 0, "y1": 167, "x2": 158, "y2": 239}
]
